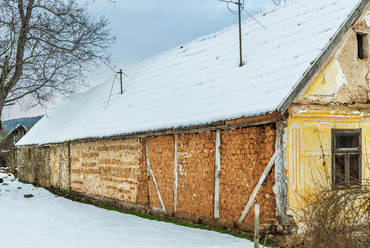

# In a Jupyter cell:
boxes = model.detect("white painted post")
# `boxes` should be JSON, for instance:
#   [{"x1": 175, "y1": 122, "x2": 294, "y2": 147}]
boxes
[
  {"x1": 149, "y1": 167, "x2": 166, "y2": 211},
  {"x1": 146, "y1": 138, "x2": 166, "y2": 211},
  {"x1": 214, "y1": 130, "x2": 221, "y2": 218},
  {"x1": 146, "y1": 138, "x2": 151, "y2": 200},
  {"x1": 174, "y1": 134, "x2": 178, "y2": 212},
  {"x1": 237, "y1": 150, "x2": 279, "y2": 225},
  {"x1": 254, "y1": 203, "x2": 260, "y2": 248}
]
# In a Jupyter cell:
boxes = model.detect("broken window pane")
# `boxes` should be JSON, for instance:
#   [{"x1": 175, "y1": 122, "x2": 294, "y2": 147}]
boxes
[
  {"x1": 349, "y1": 154, "x2": 360, "y2": 186},
  {"x1": 334, "y1": 155, "x2": 346, "y2": 186}
]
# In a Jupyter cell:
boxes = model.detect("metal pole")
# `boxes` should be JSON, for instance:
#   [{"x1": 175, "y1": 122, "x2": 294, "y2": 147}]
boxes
[
  {"x1": 238, "y1": 0, "x2": 243, "y2": 67},
  {"x1": 254, "y1": 204, "x2": 260, "y2": 248},
  {"x1": 119, "y1": 69, "x2": 123, "y2": 94}
]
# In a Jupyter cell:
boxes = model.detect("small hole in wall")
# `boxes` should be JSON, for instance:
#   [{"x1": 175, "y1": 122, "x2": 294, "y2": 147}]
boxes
[{"x1": 357, "y1": 33, "x2": 369, "y2": 59}]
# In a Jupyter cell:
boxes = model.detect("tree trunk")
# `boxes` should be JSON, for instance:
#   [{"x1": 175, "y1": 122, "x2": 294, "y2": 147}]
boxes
[{"x1": 0, "y1": 107, "x2": 3, "y2": 131}]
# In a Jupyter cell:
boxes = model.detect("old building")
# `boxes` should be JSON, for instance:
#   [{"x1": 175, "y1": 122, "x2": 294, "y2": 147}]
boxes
[
  {"x1": 0, "y1": 124, "x2": 27, "y2": 167},
  {"x1": 15, "y1": 0, "x2": 370, "y2": 232}
]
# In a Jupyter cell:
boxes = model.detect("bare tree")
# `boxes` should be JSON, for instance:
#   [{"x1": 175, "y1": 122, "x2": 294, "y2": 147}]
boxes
[{"x1": 0, "y1": 0, "x2": 115, "y2": 129}]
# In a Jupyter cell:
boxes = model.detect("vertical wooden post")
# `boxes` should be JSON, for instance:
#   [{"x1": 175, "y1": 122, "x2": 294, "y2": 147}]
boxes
[
  {"x1": 68, "y1": 142, "x2": 71, "y2": 190},
  {"x1": 146, "y1": 138, "x2": 151, "y2": 201},
  {"x1": 174, "y1": 134, "x2": 178, "y2": 212},
  {"x1": 254, "y1": 203, "x2": 260, "y2": 248},
  {"x1": 275, "y1": 120, "x2": 289, "y2": 225},
  {"x1": 214, "y1": 130, "x2": 221, "y2": 218}
]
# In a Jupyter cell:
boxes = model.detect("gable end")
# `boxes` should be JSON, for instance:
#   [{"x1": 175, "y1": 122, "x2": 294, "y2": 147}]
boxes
[{"x1": 278, "y1": 0, "x2": 369, "y2": 115}]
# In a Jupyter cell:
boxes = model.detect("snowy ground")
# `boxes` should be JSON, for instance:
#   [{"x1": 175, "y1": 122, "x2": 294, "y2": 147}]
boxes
[{"x1": 0, "y1": 173, "x2": 263, "y2": 248}]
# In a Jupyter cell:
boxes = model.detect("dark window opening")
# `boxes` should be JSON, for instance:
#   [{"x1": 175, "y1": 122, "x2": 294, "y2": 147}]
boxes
[
  {"x1": 335, "y1": 132, "x2": 359, "y2": 149},
  {"x1": 357, "y1": 33, "x2": 369, "y2": 59},
  {"x1": 332, "y1": 129, "x2": 361, "y2": 189}
]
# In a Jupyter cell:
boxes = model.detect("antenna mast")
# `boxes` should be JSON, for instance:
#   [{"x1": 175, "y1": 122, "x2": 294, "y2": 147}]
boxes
[
  {"x1": 237, "y1": 0, "x2": 243, "y2": 67},
  {"x1": 219, "y1": 0, "x2": 245, "y2": 67},
  {"x1": 118, "y1": 69, "x2": 123, "y2": 94},
  {"x1": 219, "y1": 0, "x2": 266, "y2": 66}
]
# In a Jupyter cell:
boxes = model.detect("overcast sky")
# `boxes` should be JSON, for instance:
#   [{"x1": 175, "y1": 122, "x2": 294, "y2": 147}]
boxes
[{"x1": 3, "y1": 0, "x2": 279, "y2": 120}]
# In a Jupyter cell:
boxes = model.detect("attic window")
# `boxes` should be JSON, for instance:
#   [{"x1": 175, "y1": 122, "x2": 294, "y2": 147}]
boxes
[{"x1": 357, "y1": 33, "x2": 369, "y2": 59}]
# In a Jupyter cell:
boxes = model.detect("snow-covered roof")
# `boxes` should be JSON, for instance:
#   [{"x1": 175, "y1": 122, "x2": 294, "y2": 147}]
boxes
[{"x1": 17, "y1": 0, "x2": 366, "y2": 146}]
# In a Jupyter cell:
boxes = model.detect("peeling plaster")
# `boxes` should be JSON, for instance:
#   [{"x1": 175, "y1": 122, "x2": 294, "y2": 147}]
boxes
[{"x1": 286, "y1": 8, "x2": 370, "y2": 229}]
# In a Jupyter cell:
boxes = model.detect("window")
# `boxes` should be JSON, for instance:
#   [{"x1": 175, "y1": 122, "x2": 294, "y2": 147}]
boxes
[
  {"x1": 357, "y1": 33, "x2": 369, "y2": 59},
  {"x1": 332, "y1": 129, "x2": 361, "y2": 189}
]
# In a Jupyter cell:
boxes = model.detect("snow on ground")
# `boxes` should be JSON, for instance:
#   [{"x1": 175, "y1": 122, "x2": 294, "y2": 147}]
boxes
[{"x1": 0, "y1": 174, "x2": 263, "y2": 248}]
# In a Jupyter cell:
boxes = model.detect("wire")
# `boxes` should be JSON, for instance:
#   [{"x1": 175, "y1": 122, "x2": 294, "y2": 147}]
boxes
[
  {"x1": 220, "y1": 0, "x2": 245, "y2": 15},
  {"x1": 105, "y1": 74, "x2": 118, "y2": 109},
  {"x1": 219, "y1": 0, "x2": 267, "y2": 30},
  {"x1": 106, "y1": 65, "x2": 133, "y2": 81},
  {"x1": 243, "y1": 8, "x2": 267, "y2": 30}
]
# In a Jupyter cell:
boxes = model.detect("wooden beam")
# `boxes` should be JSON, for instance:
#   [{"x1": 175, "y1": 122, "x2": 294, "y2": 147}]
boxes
[
  {"x1": 174, "y1": 134, "x2": 178, "y2": 212},
  {"x1": 214, "y1": 129, "x2": 221, "y2": 218},
  {"x1": 146, "y1": 138, "x2": 151, "y2": 201},
  {"x1": 237, "y1": 150, "x2": 279, "y2": 225},
  {"x1": 146, "y1": 138, "x2": 166, "y2": 211},
  {"x1": 275, "y1": 120, "x2": 290, "y2": 225}
]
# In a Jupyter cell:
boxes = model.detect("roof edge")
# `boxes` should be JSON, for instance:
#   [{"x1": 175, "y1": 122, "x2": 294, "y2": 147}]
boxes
[
  {"x1": 16, "y1": 111, "x2": 280, "y2": 147},
  {"x1": 277, "y1": 0, "x2": 369, "y2": 115}
]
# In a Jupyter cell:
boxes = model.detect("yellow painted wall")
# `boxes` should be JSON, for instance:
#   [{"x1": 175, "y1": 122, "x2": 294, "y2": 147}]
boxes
[{"x1": 286, "y1": 110, "x2": 370, "y2": 212}]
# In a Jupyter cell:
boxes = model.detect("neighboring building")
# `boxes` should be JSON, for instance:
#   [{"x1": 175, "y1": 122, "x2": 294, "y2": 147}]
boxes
[
  {"x1": 15, "y1": 0, "x2": 370, "y2": 232},
  {"x1": 0, "y1": 124, "x2": 27, "y2": 166}
]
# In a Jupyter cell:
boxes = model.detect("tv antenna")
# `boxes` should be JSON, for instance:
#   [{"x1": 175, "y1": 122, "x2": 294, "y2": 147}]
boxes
[
  {"x1": 219, "y1": 0, "x2": 244, "y2": 67},
  {"x1": 219, "y1": 0, "x2": 266, "y2": 67}
]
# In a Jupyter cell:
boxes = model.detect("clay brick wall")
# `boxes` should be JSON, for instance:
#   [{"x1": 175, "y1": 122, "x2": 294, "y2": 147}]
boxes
[
  {"x1": 70, "y1": 138, "x2": 148, "y2": 204},
  {"x1": 176, "y1": 132, "x2": 216, "y2": 218},
  {"x1": 50, "y1": 144, "x2": 70, "y2": 190},
  {"x1": 17, "y1": 122, "x2": 277, "y2": 227},
  {"x1": 136, "y1": 141, "x2": 150, "y2": 206},
  {"x1": 219, "y1": 124, "x2": 276, "y2": 224},
  {"x1": 17, "y1": 146, "x2": 51, "y2": 187},
  {"x1": 148, "y1": 135, "x2": 175, "y2": 210}
]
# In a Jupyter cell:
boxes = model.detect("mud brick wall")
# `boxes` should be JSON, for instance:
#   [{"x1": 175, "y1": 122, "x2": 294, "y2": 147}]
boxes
[
  {"x1": 17, "y1": 122, "x2": 277, "y2": 227},
  {"x1": 136, "y1": 141, "x2": 150, "y2": 206},
  {"x1": 17, "y1": 146, "x2": 51, "y2": 187},
  {"x1": 70, "y1": 138, "x2": 148, "y2": 204},
  {"x1": 219, "y1": 124, "x2": 276, "y2": 225},
  {"x1": 50, "y1": 144, "x2": 70, "y2": 190},
  {"x1": 148, "y1": 135, "x2": 175, "y2": 210},
  {"x1": 176, "y1": 132, "x2": 216, "y2": 218}
]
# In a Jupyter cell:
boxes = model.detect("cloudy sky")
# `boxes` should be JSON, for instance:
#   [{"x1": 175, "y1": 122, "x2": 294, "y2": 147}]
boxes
[{"x1": 3, "y1": 0, "x2": 280, "y2": 120}]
